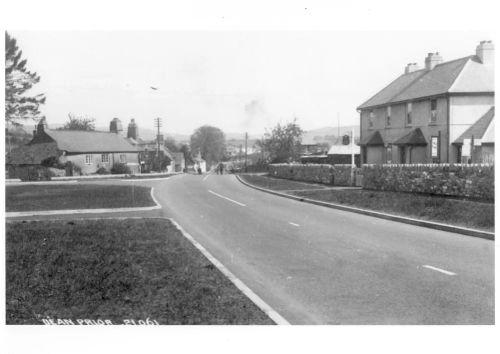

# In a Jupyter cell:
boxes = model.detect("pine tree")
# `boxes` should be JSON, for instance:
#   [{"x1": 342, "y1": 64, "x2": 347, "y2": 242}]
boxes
[{"x1": 5, "y1": 32, "x2": 46, "y2": 125}]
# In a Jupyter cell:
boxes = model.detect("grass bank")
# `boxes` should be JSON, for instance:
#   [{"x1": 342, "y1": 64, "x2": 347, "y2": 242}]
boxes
[
  {"x1": 6, "y1": 218, "x2": 273, "y2": 325},
  {"x1": 240, "y1": 174, "x2": 494, "y2": 232},
  {"x1": 6, "y1": 184, "x2": 155, "y2": 212}
]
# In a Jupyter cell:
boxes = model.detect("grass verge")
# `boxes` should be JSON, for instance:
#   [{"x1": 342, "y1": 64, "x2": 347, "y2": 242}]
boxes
[
  {"x1": 6, "y1": 184, "x2": 155, "y2": 212},
  {"x1": 6, "y1": 218, "x2": 273, "y2": 325},
  {"x1": 240, "y1": 174, "x2": 494, "y2": 232}
]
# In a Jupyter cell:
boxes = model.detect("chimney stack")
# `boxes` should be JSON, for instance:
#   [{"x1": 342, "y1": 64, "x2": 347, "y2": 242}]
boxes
[
  {"x1": 405, "y1": 62, "x2": 420, "y2": 74},
  {"x1": 476, "y1": 40, "x2": 494, "y2": 66},
  {"x1": 109, "y1": 118, "x2": 123, "y2": 135},
  {"x1": 425, "y1": 52, "x2": 443, "y2": 70},
  {"x1": 127, "y1": 118, "x2": 139, "y2": 140}
]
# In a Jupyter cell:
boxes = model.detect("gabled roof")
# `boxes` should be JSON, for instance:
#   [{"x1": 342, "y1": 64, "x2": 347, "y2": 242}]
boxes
[
  {"x1": 358, "y1": 56, "x2": 493, "y2": 110},
  {"x1": 393, "y1": 128, "x2": 427, "y2": 146},
  {"x1": 359, "y1": 130, "x2": 384, "y2": 146},
  {"x1": 454, "y1": 107, "x2": 494, "y2": 144},
  {"x1": 34, "y1": 130, "x2": 139, "y2": 153}
]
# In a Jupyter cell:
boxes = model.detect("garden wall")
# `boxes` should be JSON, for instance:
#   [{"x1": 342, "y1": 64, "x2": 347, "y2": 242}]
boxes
[
  {"x1": 268, "y1": 164, "x2": 358, "y2": 186},
  {"x1": 362, "y1": 164, "x2": 494, "y2": 201}
]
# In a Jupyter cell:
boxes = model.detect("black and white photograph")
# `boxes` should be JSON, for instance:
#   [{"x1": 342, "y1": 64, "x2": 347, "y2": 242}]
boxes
[{"x1": 1, "y1": 1, "x2": 498, "y2": 354}]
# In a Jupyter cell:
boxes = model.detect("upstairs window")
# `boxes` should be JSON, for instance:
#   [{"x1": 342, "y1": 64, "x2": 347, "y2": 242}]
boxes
[
  {"x1": 85, "y1": 155, "x2": 92, "y2": 165},
  {"x1": 101, "y1": 154, "x2": 110, "y2": 163},
  {"x1": 369, "y1": 110, "x2": 375, "y2": 128},
  {"x1": 430, "y1": 99, "x2": 437, "y2": 123},
  {"x1": 386, "y1": 106, "x2": 391, "y2": 127},
  {"x1": 406, "y1": 102, "x2": 412, "y2": 125}
]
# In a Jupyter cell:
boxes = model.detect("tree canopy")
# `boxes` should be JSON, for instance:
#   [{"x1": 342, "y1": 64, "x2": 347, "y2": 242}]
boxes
[
  {"x1": 59, "y1": 113, "x2": 96, "y2": 131},
  {"x1": 189, "y1": 125, "x2": 226, "y2": 166},
  {"x1": 257, "y1": 119, "x2": 303, "y2": 163},
  {"x1": 5, "y1": 32, "x2": 46, "y2": 125}
]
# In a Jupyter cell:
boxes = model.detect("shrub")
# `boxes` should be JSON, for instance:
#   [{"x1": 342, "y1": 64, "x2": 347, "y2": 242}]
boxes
[
  {"x1": 111, "y1": 163, "x2": 131, "y2": 175},
  {"x1": 96, "y1": 166, "x2": 110, "y2": 175}
]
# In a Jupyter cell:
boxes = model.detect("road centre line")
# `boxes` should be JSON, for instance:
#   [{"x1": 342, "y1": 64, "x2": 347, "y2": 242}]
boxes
[
  {"x1": 203, "y1": 174, "x2": 211, "y2": 181},
  {"x1": 208, "y1": 190, "x2": 246, "y2": 207},
  {"x1": 422, "y1": 265, "x2": 457, "y2": 276},
  {"x1": 289, "y1": 222, "x2": 300, "y2": 227}
]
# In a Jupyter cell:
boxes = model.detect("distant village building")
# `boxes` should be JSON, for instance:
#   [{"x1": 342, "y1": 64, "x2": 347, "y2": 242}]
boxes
[
  {"x1": 7, "y1": 118, "x2": 141, "y2": 175},
  {"x1": 357, "y1": 40, "x2": 494, "y2": 164},
  {"x1": 125, "y1": 118, "x2": 185, "y2": 173}
]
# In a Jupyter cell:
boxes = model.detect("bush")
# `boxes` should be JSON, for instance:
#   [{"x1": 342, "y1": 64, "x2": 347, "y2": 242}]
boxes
[
  {"x1": 41, "y1": 156, "x2": 65, "y2": 169},
  {"x1": 111, "y1": 163, "x2": 131, "y2": 175},
  {"x1": 9, "y1": 166, "x2": 53, "y2": 181},
  {"x1": 96, "y1": 166, "x2": 110, "y2": 175}
]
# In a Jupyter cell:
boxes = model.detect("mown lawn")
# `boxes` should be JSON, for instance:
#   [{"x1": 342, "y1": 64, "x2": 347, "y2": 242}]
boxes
[
  {"x1": 6, "y1": 184, "x2": 155, "y2": 212},
  {"x1": 6, "y1": 218, "x2": 273, "y2": 325},
  {"x1": 240, "y1": 174, "x2": 494, "y2": 232}
]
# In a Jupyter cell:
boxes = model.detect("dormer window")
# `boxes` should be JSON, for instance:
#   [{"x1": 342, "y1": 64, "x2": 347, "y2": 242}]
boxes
[
  {"x1": 369, "y1": 110, "x2": 375, "y2": 128},
  {"x1": 430, "y1": 99, "x2": 437, "y2": 123},
  {"x1": 406, "y1": 102, "x2": 412, "y2": 125},
  {"x1": 386, "y1": 106, "x2": 391, "y2": 127}
]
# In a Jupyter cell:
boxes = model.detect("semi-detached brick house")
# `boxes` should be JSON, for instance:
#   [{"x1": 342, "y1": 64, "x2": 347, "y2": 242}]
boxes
[{"x1": 357, "y1": 40, "x2": 494, "y2": 165}]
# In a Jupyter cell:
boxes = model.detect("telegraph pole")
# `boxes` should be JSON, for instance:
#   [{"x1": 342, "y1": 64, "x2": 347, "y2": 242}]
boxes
[
  {"x1": 154, "y1": 117, "x2": 162, "y2": 171},
  {"x1": 244, "y1": 132, "x2": 248, "y2": 172}
]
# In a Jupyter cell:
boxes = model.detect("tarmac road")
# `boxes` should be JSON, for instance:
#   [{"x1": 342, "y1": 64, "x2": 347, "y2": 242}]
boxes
[{"x1": 150, "y1": 173, "x2": 494, "y2": 325}]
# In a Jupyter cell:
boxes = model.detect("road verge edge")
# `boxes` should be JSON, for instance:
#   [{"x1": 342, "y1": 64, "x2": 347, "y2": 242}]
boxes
[{"x1": 236, "y1": 175, "x2": 494, "y2": 241}]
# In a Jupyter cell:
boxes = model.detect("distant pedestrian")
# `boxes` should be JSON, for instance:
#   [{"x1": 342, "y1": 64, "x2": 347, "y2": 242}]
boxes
[
  {"x1": 197, "y1": 166, "x2": 202, "y2": 175},
  {"x1": 219, "y1": 163, "x2": 224, "y2": 175}
]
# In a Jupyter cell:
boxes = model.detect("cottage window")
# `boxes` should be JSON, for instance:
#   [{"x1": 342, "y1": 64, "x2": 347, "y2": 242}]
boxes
[
  {"x1": 406, "y1": 102, "x2": 412, "y2": 125},
  {"x1": 386, "y1": 106, "x2": 391, "y2": 127},
  {"x1": 120, "y1": 154, "x2": 127, "y2": 163},
  {"x1": 85, "y1": 155, "x2": 92, "y2": 165},
  {"x1": 101, "y1": 154, "x2": 110, "y2": 163},
  {"x1": 368, "y1": 110, "x2": 375, "y2": 128},
  {"x1": 430, "y1": 99, "x2": 437, "y2": 123}
]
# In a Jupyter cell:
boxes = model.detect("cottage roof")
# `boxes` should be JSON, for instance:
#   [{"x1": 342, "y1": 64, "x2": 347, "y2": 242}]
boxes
[
  {"x1": 454, "y1": 107, "x2": 495, "y2": 144},
  {"x1": 359, "y1": 130, "x2": 384, "y2": 146},
  {"x1": 358, "y1": 56, "x2": 493, "y2": 110},
  {"x1": 393, "y1": 128, "x2": 427, "y2": 146},
  {"x1": 37, "y1": 130, "x2": 139, "y2": 153}
]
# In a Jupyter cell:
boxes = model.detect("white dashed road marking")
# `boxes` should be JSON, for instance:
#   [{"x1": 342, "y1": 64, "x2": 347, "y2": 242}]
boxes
[
  {"x1": 423, "y1": 265, "x2": 457, "y2": 276},
  {"x1": 289, "y1": 222, "x2": 300, "y2": 227},
  {"x1": 203, "y1": 174, "x2": 211, "y2": 181},
  {"x1": 208, "y1": 190, "x2": 246, "y2": 207}
]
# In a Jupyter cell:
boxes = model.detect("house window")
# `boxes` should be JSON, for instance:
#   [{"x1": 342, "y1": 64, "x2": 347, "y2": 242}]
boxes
[
  {"x1": 120, "y1": 154, "x2": 127, "y2": 163},
  {"x1": 430, "y1": 99, "x2": 437, "y2": 123},
  {"x1": 368, "y1": 110, "x2": 375, "y2": 128},
  {"x1": 85, "y1": 155, "x2": 92, "y2": 165},
  {"x1": 101, "y1": 154, "x2": 109, "y2": 163},
  {"x1": 406, "y1": 102, "x2": 412, "y2": 125},
  {"x1": 386, "y1": 106, "x2": 391, "y2": 127}
]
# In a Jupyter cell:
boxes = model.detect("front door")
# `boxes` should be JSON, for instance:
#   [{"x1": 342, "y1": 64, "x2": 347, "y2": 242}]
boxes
[{"x1": 399, "y1": 146, "x2": 406, "y2": 164}]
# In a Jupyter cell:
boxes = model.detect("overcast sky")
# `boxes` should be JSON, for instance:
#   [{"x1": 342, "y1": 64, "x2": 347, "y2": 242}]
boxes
[{"x1": 11, "y1": 30, "x2": 492, "y2": 136}]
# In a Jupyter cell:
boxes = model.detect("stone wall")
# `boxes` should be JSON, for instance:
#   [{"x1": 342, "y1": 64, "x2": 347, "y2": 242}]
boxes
[
  {"x1": 362, "y1": 164, "x2": 494, "y2": 201},
  {"x1": 268, "y1": 164, "x2": 358, "y2": 186}
]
